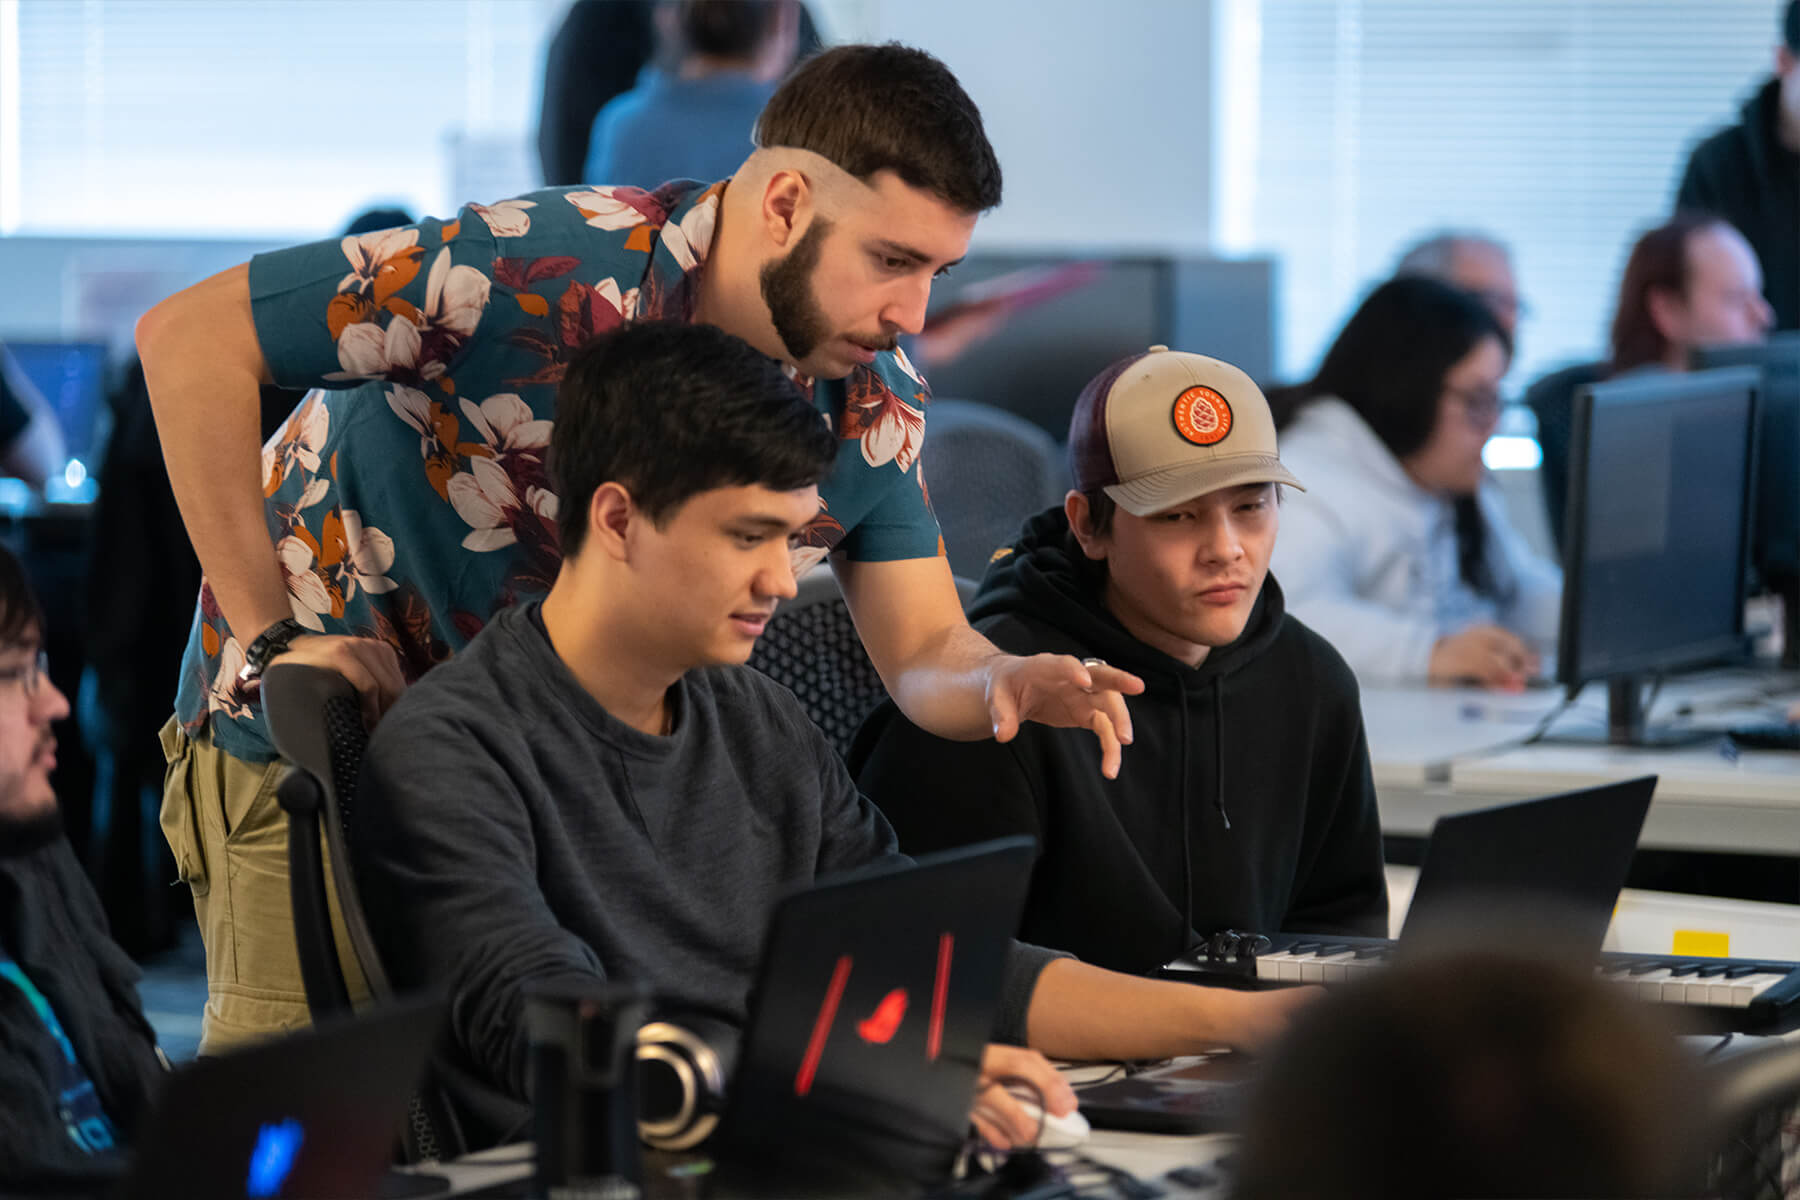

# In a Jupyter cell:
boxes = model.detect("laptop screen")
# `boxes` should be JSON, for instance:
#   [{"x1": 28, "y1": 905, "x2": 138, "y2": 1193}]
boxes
[
  {"x1": 1401, "y1": 776, "x2": 1657, "y2": 954},
  {"x1": 717, "y1": 837, "x2": 1035, "y2": 1187}
]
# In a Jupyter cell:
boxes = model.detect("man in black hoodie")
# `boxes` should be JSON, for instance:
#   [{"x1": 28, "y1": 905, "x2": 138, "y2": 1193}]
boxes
[
  {"x1": 852, "y1": 347, "x2": 1388, "y2": 976},
  {"x1": 1675, "y1": 0, "x2": 1800, "y2": 330},
  {"x1": 0, "y1": 544, "x2": 166, "y2": 1197}
]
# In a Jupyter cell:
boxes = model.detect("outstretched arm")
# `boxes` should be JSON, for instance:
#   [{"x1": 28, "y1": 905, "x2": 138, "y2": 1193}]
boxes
[
  {"x1": 834, "y1": 554, "x2": 1144, "y2": 777},
  {"x1": 1024, "y1": 958, "x2": 1315, "y2": 1062}
]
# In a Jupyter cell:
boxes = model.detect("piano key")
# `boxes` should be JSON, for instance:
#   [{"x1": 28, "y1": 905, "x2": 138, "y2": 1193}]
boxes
[{"x1": 1302, "y1": 950, "x2": 1358, "y2": 983}]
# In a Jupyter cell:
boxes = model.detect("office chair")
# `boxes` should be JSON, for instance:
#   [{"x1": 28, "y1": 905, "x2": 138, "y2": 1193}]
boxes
[
  {"x1": 923, "y1": 400, "x2": 1068, "y2": 580},
  {"x1": 1701, "y1": 1036, "x2": 1800, "y2": 1200},
  {"x1": 262, "y1": 661, "x2": 462, "y2": 1164},
  {"x1": 1522, "y1": 360, "x2": 1606, "y2": 558},
  {"x1": 747, "y1": 569, "x2": 889, "y2": 759},
  {"x1": 748, "y1": 568, "x2": 982, "y2": 757}
]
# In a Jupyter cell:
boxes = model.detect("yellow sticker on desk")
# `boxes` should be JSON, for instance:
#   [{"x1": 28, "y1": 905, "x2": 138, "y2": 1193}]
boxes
[{"x1": 1672, "y1": 930, "x2": 1730, "y2": 958}]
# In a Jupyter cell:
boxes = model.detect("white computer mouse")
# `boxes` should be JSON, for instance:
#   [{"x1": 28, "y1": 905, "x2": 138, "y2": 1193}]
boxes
[{"x1": 1013, "y1": 1099, "x2": 1091, "y2": 1149}]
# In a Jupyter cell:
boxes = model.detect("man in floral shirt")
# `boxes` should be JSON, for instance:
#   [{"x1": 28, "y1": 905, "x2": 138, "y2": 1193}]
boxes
[{"x1": 138, "y1": 44, "x2": 1145, "y2": 1053}]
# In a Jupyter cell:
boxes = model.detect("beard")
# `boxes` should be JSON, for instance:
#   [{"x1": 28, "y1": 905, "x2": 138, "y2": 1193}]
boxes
[
  {"x1": 759, "y1": 218, "x2": 836, "y2": 363},
  {"x1": 0, "y1": 804, "x2": 64, "y2": 858}
]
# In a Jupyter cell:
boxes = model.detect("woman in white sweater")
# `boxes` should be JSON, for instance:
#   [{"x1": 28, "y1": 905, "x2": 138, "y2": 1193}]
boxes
[{"x1": 1269, "y1": 277, "x2": 1561, "y2": 690}]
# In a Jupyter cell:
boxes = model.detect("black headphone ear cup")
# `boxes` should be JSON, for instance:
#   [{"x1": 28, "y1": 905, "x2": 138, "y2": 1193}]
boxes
[{"x1": 636, "y1": 1017, "x2": 740, "y2": 1150}]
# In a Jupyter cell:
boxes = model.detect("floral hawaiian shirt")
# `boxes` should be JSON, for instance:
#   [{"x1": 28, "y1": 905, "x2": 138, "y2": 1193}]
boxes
[{"x1": 175, "y1": 179, "x2": 943, "y2": 763}]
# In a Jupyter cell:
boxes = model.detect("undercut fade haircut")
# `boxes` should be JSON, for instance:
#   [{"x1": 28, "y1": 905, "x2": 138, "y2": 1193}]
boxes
[
  {"x1": 754, "y1": 42, "x2": 1002, "y2": 214},
  {"x1": 0, "y1": 544, "x2": 42, "y2": 649},
  {"x1": 551, "y1": 323, "x2": 838, "y2": 558}
]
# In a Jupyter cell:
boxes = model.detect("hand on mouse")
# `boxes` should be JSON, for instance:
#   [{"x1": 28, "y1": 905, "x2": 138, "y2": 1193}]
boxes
[{"x1": 969, "y1": 1043, "x2": 1076, "y2": 1149}]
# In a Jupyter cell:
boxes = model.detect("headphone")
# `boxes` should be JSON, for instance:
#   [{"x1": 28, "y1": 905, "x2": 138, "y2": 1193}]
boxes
[{"x1": 635, "y1": 1016, "x2": 739, "y2": 1150}]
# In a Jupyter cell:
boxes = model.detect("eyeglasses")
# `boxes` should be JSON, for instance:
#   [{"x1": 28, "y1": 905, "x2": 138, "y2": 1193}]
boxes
[
  {"x1": 0, "y1": 650, "x2": 49, "y2": 696},
  {"x1": 1444, "y1": 384, "x2": 1502, "y2": 428}
]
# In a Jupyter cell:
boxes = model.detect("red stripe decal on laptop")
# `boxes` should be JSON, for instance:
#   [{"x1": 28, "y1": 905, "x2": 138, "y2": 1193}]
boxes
[
  {"x1": 795, "y1": 955, "x2": 853, "y2": 1097},
  {"x1": 927, "y1": 933, "x2": 953, "y2": 1061}
]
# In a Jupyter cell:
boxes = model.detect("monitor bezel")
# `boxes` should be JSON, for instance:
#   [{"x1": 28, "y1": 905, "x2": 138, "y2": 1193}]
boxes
[{"x1": 1556, "y1": 365, "x2": 1761, "y2": 691}]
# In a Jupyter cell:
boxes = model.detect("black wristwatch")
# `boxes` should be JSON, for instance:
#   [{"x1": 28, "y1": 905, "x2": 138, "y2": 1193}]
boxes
[{"x1": 238, "y1": 617, "x2": 309, "y2": 684}]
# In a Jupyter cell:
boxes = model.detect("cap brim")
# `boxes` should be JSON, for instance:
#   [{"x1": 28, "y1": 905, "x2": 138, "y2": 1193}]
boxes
[{"x1": 1105, "y1": 455, "x2": 1305, "y2": 517}]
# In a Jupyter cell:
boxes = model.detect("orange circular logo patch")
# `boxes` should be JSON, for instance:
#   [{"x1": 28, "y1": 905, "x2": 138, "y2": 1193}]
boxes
[{"x1": 1172, "y1": 386, "x2": 1233, "y2": 446}]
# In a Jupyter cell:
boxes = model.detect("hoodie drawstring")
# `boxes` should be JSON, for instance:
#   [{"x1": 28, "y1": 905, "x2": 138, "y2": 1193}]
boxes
[
  {"x1": 1176, "y1": 674, "x2": 1232, "y2": 959},
  {"x1": 1176, "y1": 683, "x2": 1195, "y2": 954},
  {"x1": 1213, "y1": 676, "x2": 1230, "y2": 831}
]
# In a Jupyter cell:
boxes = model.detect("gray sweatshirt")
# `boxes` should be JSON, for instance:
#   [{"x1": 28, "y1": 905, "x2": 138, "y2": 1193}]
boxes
[{"x1": 355, "y1": 600, "x2": 1056, "y2": 1148}]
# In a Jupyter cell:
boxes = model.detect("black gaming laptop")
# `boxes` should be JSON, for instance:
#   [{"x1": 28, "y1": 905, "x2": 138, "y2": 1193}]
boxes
[
  {"x1": 120, "y1": 995, "x2": 446, "y2": 1200},
  {"x1": 712, "y1": 837, "x2": 1035, "y2": 1192}
]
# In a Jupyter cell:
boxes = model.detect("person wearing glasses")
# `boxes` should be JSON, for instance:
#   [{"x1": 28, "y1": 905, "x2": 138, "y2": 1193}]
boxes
[
  {"x1": 1268, "y1": 277, "x2": 1561, "y2": 690},
  {"x1": 0, "y1": 544, "x2": 166, "y2": 1195}
]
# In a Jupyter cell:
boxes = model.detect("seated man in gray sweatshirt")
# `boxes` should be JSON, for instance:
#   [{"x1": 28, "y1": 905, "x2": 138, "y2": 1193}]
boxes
[{"x1": 352, "y1": 322, "x2": 1310, "y2": 1153}]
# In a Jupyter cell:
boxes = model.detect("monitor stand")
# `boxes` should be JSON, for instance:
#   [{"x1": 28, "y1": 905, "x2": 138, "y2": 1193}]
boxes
[
  {"x1": 1775, "y1": 571, "x2": 1800, "y2": 671},
  {"x1": 1539, "y1": 678, "x2": 1723, "y2": 749},
  {"x1": 1602, "y1": 677, "x2": 1719, "y2": 748}
]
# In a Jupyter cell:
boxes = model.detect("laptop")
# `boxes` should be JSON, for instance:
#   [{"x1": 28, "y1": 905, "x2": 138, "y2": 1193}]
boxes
[
  {"x1": 1102, "y1": 776, "x2": 1660, "y2": 1133},
  {"x1": 709, "y1": 836, "x2": 1036, "y2": 1192},
  {"x1": 120, "y1": 994, "x2": 447, "y2": 1200},
  {"x1": 1395, "y1": 773, "x2": 1657, "y2": 951}
]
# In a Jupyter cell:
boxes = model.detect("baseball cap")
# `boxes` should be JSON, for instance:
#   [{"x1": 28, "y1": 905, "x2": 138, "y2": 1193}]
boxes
[{"x1": 1068, "y1": 345, "x2": 1304, "y2": 516}]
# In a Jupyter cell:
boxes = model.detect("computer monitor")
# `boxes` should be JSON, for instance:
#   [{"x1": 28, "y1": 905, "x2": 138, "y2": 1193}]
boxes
[
  {"x1": 2, "y1": 339, "x2": 109, "y2": 469},
  {"x1": 1557, "y1": 366, "x2": 1760, "y2": 745},
  {"x1": 1691, "y1": 334, "x2": 1800, "y2": 668}
]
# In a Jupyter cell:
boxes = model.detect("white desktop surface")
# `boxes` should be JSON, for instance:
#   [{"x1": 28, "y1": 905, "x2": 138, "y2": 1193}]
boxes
[{"x1": 1363, "y1": 672, "x2": 1800, "y2": 856}]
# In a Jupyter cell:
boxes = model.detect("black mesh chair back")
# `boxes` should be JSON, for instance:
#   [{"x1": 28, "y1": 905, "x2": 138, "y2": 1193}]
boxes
[
  {"x1": 261, "y1": 662, "x2": 460, "y2": 1163},
  {"x1": 925, "y1": 400, "x2": 1068, "y2": 580},
  {"x1": 262, "y1": 663, "x2": 391, "y2": 1009},
  {"x1": 1522, "y1": 360, "x2": 1606, "y2": 558},
  {"x1": 747, "y1": 569, "x2": 888, "y2": 758},
  {"x1": 1702, "y1": 1037, "x2": 1800, "y2": 1200}
]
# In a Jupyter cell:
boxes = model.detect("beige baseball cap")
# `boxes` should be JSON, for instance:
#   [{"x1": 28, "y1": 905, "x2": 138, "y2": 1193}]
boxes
[{"x1": 1067, "y1": 345, "x2": 1303, "y2": 516}]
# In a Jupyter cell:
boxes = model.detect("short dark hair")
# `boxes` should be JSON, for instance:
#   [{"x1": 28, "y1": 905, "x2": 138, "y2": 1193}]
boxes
[
  {"x1": 551, "y1": 323, "x2": 838, "y2": 557},
  {"x1": 1609, "y1": 212, "x2": 1729, "y2": 373},
  {"x1": 1234, "y1": 944, "x2": 1697, "y2": 1199},
  {"x1": 1077, "y1": 488, "x2": 1118, "y2": 539},
  {"x1": 678, "y1": 0, "x2": 777, "y2": 60},
  {"x1": 0, "y1": 543, "x2": 42, "y2": 649},
  {"x1": 755, "y1": 43, "x2": 1002, "y2": 213},
  {"x1": 1785, "y1": 0, "x2": 1800, "y2": 54}
]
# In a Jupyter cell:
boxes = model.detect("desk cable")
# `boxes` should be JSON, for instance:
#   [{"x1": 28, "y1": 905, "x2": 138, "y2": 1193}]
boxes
[{"x1": 1517, "y1": 689, "x2": 1581, "y2": 746}]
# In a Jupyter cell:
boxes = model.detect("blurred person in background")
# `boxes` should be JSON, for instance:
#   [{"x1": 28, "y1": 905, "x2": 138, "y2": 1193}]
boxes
[
  {"x1": 1676, "y1": 0, "x2": 1800, "y2": 331},
  {"x1": 584, "y1": 1, "x2": 801, "y2": 189},
  {"x1": 1394, "y1": 230, "x2": 1525, "y2": 345},
  {"x1": 537, "y1": 0, "x2": 820, "y2": 187},
  {"x1": 1270, "y1": 277, "x2": 1561, "y2": 690},
  {"x1": 1232, "y1": 939, "x2": 1699, "y2": 1200},
  {"x1": 0, "y1": 344, "x2": 71, "y2": 494},
  {"x1": 1526, "y1": 213, "x2": 1773, "y2": 552}
]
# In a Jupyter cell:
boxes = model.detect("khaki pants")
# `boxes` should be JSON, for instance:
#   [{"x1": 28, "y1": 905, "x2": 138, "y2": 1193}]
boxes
[{"x1": 158, "y1": 717, "x2": 370, "y2": 1055}]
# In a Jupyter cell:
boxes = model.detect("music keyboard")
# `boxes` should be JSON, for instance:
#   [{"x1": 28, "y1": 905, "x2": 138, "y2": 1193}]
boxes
[{"x1": 1159, "y1": 932, "x2": 1800, "y2": 1033}]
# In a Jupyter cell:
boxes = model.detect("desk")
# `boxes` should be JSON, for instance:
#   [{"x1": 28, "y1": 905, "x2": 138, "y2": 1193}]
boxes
[
  {"x1": 1364, "y1": 672, "x2": 1800, "y2": 857},
  {"x1": 420, "y1": 1133, "x2": 1230, "y2": 1198}
]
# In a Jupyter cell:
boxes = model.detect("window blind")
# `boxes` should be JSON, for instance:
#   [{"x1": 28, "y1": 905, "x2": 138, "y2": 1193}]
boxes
[{"x1": 1217, "y1": 0, "x2": 1783, "y2": 385}]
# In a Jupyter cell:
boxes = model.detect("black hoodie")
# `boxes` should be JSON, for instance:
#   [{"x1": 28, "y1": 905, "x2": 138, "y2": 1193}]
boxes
[
  {"x1": 1677, "y1": 78, "x2": 1800, "y2": 331},
  {"x1": 0, "y1": 832, "x2": 165, "y2": 1198},
  {"x1": 848, "y1": 506, "x2": 1388, "y2": 976}
]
